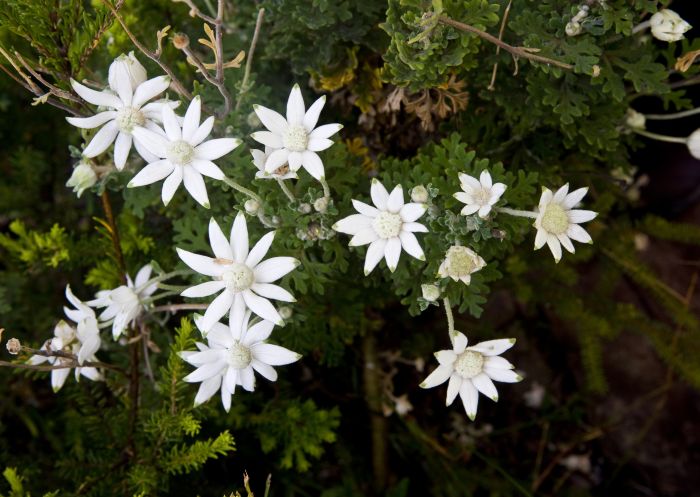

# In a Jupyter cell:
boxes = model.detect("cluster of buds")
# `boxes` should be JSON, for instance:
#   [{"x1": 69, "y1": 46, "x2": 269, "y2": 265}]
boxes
[{"x1": 565, "y1": 5, "x2": 589, "y2": 37}]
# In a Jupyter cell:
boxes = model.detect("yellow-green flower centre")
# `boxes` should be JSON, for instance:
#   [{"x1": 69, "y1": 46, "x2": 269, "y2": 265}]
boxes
[
  {"x1": 221, "y1": 263, "x2": 254, "y2": 293},
  {"x1": 454, "y1": 350, "x2": 484, "y2": 379},
  {"x1": 116, "y1": 106, "x2": 145, "y2": 133},
  {"x1": 445, "y1": 246, "x2": 477, "y2": 276},
  {"x1": 472, "y1": 187, "x2": 491, "y2": 205},
  {"x1": 283, "y1": 125, "x2": 308, "y2": 152},
  {"x1": 541, "y1": 203, "x2": 569, "y2": 235},
  {"x1": 166, "y1": 140, "x2": 195, "y2": 166},
  {"x1": 372, "y1": 211, "x2": 403, "y2": 239},
  {"x1": 228, "y1": 341, "x2": 252, "y2": 369}
]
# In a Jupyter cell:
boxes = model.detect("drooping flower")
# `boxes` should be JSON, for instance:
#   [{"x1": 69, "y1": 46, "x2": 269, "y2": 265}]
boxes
[
  {"x1": 181, "y1": 311, "x2": 301, "y2": 411},
  {"x1": 650, "y1": 9, "x2": 692, "y2": 42},
  {"x1": 28, "y1": 320, "x2": 103, "y2": 392},
  {"x1": 251, "y1": 84, "x2": 342, "y2": 180},
  {"x1": 129, "y1": 96, "x2": 240, "y2": 208},
  {"x1": 108, "y1": 52, "x2": 147, "y2": 93},
  {"x1": 438, "y1": 246, "x2": 486, "y2": 285},
  {"x1": 454, "y1": 171, "x2": 506, "y2": 218},
  {"x1": 67, "y1": 55, "x2": 177, "y2": 170},
  {"x1": 420, "y1": 331, "x2": 521, "y2": 420},
  {"x1": 64, "y1": 285, "x2": 101, "y2": 364},
  {"x1": 66, "y1": 162, "x2": 97, "y2": 198},
  {"x1": 88, "y1": 264, "x2": 158, "y2": 339},
  {"x1": 177, "y1": 213, "x2": 299, "y2": 332},
  {"x1": 333, "y1": 179, "x2": 428, "y2": 275},
  {"x1": 533, "y1": 184, "x2": 597, "y2": 262},
  {"x1": 251, "y1": 146, "x2": 298, "y2": 180}
]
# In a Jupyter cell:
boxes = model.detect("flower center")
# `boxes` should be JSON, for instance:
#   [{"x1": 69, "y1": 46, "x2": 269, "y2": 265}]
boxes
[
  {"x1": 454, "y1": 350, "x2": 484, "y2": 379},
  {"x1": 228, "y1": 341, "x2": 252, "y2": 369},
  {"x1": 372, "y1": 211, "x2": 403, "y2": 239},
  {"x1": 541, "y1": 203, "x2": 569, "y2": 235},
  {"x1": 283, "y1": 125, "x2": 308, "y2": 152},
  {"x1": 221, "y1": 263, "x2": 254, "y2": 293},
  {"x1": 472, "y1": 188, "x2": 491, "y2": 205},
  {"x1": 166, "y1": 140, "x2": 195, "y2": 166},
  {"x1": 445, "y1": 246, "x2": 476, "y2": 276},
  {"x1": 116, "y1": 106, "x2": 145, "y2": 133}
]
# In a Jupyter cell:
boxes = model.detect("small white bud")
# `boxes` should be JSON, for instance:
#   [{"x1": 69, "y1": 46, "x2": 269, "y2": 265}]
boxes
[
  {"x1": 650, "y1": 9, "x2": 692, "y2": 42},
  {"x1": 410, "y1": 185, "x2": 429, "y2": 203},
  {"x1": 625, "y1": 109, "x2": 646, "y2": 130},
  {"x1": 298, "y1": 203, "x2": 312, "y2": 214},
  {"x1": 313, "y1": 197, "x2": 329, "y2": 213},
  {"x1": 244, "y1": 199, "x2": 260, "y2": 215},
  {"x1": 108, "y1": 52, "x2": 147, "y2": 92},
  {"x1": 6, "y1": 337, "x2": 21, "y2": 355},
  {"x1": 421, "y1": 284, "x2": 441, "y2": 302},
  {"x1": 279, "y1": 306, "x2": 293, "y2": 320},
  {"x1": 565, "y1": 21, "x2": 583, "y2": 36},
  {"x1": 66, "y1": 162, "x2": 97, "y2": 198},
  {"x1": 687, "y1": 128, "x2": 700, "y2": 159}
]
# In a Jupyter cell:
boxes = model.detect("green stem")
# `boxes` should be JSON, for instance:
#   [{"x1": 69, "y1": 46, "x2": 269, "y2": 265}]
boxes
[
  {"x1": 277, "y1": 179, "x2": 296, "y2": 202},
  {"x1": 443, "y1": 296, "x2": 455, "y2": 334},
  {"x1": 319, "y1": 176, "x2": 331, "y2": 200},
  {"x1": 630, "y1": 128, "x2": 688, "y2": 144},
  {"x1": 221, "y1": 176, "x2": 275, "y2": 227},
  {"x1": 496, "y1": 207, "x2": 539, "y2": 219},
  {"x1": 142, "y1": 290, "x2": 181, "y2": 305},
  {"x1": 644, "y1": 107, "x2": 700, "y2": 120}
]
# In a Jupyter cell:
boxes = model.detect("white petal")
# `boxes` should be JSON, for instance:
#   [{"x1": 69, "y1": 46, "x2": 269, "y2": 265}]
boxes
[
  {"x1": 181, "y1": 280, "x2": 226, "y2": 298},
  {"x1": 333, "y1": 214, "x2": 372, "y2": 235},
  {"x1": 553, "y1": 183, "x2": 569, "y2": 203},
  {"x1": 567, "y1": 224, "x2": 592, "y2": 244},
  {"x1": 251, "y1": 358, "x2": 278, "y2": 381},
  {"x1": 251, "y1": 343, "x2": 301, "y2": 366},
  {"x1": 546, "y1": 234, "x2": 562, "y2": 262},
  {"x1": 82, "y1": 121, "x2": 119, "y2": 158},
  {"x1": 264, "y1": 148, "x2": 290, "y2": 172},
  {"x1": 71, "y1": 79, "x2": 122, "y2": 108},
  {"x1": 254, "y1": 257, "x2": 298, "y2": 283},
  {"x1": 286, "y1": 84, "x2": 305, "y2": 126},
  {"x1": 301, "y1": 150, "x2": 325, "y2": 180},
  {"x1": 222, "y1": 367, "x2": 237, "y2": 393},
  {"x1": 307, "y1": 137, "x2": 333, "y2": 151},
  {"x1": 242, "y1": 320, "x2": 274, "y2": 346},
  {"x1": 207, "y1": 322, "x2": 234, "y2": 348},
  {"x1": 568, "y1": 209, "x2": 597, "y2": 224},
  {"x1": 308, "y1": 123, "x2": 342, "y2": 139},
  {"x1": 191, "y1": 159, "x2": 225, "y2": 180},
  {"x1": 461, "y1": 204, "x2": 480, "y2": 216},
  {"x1": 386, "y1": 185, "x2": 404, "y2": 213},
  {"x1": 472, "y1": 373, "x2": 499, "y2": 401},
  {"x1": 534, "y1": 228, "x2": 548, "y2": 249},
  {"x1": 132, "y1": 126, "x2": 168, "y2": 158},
  {"x1": 183, "y1": 360, "x2": 226, "y2": 383},
  {"x1": 458, "y1": 173, "x2": 480, "y2": 190},
  {"x1": 51, "y1": 367, "x2": 71, "y2": 392},
  {"x1": 370, "y1": 179, "x2": 389, "y2": 210},
  {"x1": 113, "y1": 132, "x2": 132, "y2": 170},
  {"x1": 420, "y1": 364, "x2": 452, "y2": 389},
  {"x1": 563, "y1": 187, "x2": 588, "y2": 208},
  {"x1": 251, "y1": 283, "x2": 295, "y2": 302},
  {"x1": 66, "y1": 111, "x2": 117, "y2": 129},
  {"x1": 77, "y1": 334, "x2": 100, "y2": 365},
  {"x1": 468, "y1": 338, "x2": 515, "y2": 356},
  {"x1": 252, "y1": 131, "x2": 284, "y2": 149},
  {"x1": 446, "y1": 373, "x2": 462, "y2": 406},
  {"x1": 221, "y1": 386, "x2": 232, "y2": 412},
  {"x1": 480, "y1": 170, "x2": 493, "y2": 188},
  {"x1": 254, "y1": 104, "x2": 288, "y2": 135},
  {"x1": 383, "y1": 237, "x2": 402, "y2": 272},
  {"x1": 539, "y1": 188, "x2": 553, "y2": 207},
  {"x1": 399, "y1": 203, "x2": 426, "y2": 222},
  {"x1": 134, "y1": 264, "x2": 152, "y2": 288},
  {"x1": 402, "y1": 222, "x2": 428, "y2": 233},
  {"x1": 209, "y1": 218, "x2": 233, "y2": 260},
  {"x1": 133, "y1": 132, "x2": 160, "y2": 162},
  {"x1": 246, "y1": 232, "x2": 275, "y2": 268},
  {"x1": 352, "y1": 199, "x2": 379, "y2": 217},
  {"x1": 240, "y1": 366, "x2": 255, "y2": 391},
  {"x1": 349, "y1": 228, "x2": 378, "y2": 247},
  {"x1": 195, "y1": 138, "x2": 240, "y2": 160},
  {"x1": 478, "y1": 205, "x2": 492, "y2": 218},
  {"x1": 162, "y1": 104, "x2": 182, "y2": 141},
  {"x1": 229, "y1": 294, "x2": 247, "y2": 337},
  {"x1": 459, "y1": 379, "x2": 479, "y2": 420},
  {"x1": 230, "y1": 212, "x2": 249, "y2": 263},
  {"x1": 364, "y1": 239, "x2": 387, "y2": 275},
  {"x1": 190, "y1": 116, "x2": 215, "y2": 146},
  {"x1": 200, "y1": 291, "x2": 234, "y2": 332},
  {"x1": 132, "y1": 75, "x2": 171, "y2": 108},
  {"x1": 162, "y1": 166, "x2": 183, "y2": 205},
  {"x1": 303, "y1": 95, "x2": 326, "y2": 131},
  {"x1": 558, "y1": 233, "x2": 575, "y2": 253},
  {"x1": 183, "y1": 167, "x2": 209, "y2": 207},
  {"x1": 435, "y1": 350, "x2": 456, "y2": 365},
  {"x1": 194, "y1": 375, "x2": 222, "y2": 405},
  {"x1": 399, "y1": 231, "x2": 424, "y2": 260},
  {"x1": 243, "y1": 290, "x2": 282, "y2": 325},
  {"x1": 451, "y1": 331, "x2": 468, "y2": 354},
  {"x1": 484, "y1": 356, "x2": 514, "y2": 369},
  {"x1": 176, "y1": 248, "x2": 222, "y2": 277},
  {"x1": 489, "y1": 183, "x2": 506, "y2": 202},
  {"x1": 484, "y1": 367, "x2": 522, "y2": 383},
  {"x1": 181, "y1": 96, "x2": 201, "y2": 142},
  {"x1": 288, "y1": 151, "x2": 303, "y2": 171}
]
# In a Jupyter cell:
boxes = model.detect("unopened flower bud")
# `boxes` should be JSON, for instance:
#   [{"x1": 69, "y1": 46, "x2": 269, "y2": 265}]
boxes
[
  {"x1": 246, "y1": 111, "x2": 261, "y2": 129},
  {"x1": 172, "y1": 33, "x2": 190, "y2": 49},
  {"x1": 687, "y1": 128, "x2": 700, "y2": 159},
  {"x1": 626, "y1": 109, "x2": 646, "y2": 130},
  {"x1": 313, "y1": 197, "x2": 329, "y2": 213},
  {"x1": 108, "y1": 52, "x2": 147, "y2": 92},
  {"x1": 6, "y1": 338, "x2": 21, "y2": 355},
  {"x1": 650, "y1": 9, "x2": 692, "y2": 42},
  {"x1": 421, "y1": 284, "x2": 441, "y2": 302},
  {"x1": 66, "y1": 162, "x2": 97, "y2": 198},
  {"x1": 565, "y1": 21, "x2": 583, "y2": 36},
  {"x1": 410, "y1": 185, "x2": 429, "y2": 203},
  {"x1": 591, "y1": 64, "x2": 601, "y2": 77},
  {"x1": 298, "y1": 203, "x2": 312, "y2": 214},
  {"x1": 244, "y1": 199, "x2": 260, "y2": 215},
  {"x1": 279, "y1": 306, "x2": 293, "y2": 320}
]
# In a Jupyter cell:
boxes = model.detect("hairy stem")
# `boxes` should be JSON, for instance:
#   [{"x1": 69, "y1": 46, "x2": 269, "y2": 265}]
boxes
[
  {"x1": 644, "y1": 107, "x2": 700, "y2": 120},
  {"x1": 497, "y1": 206, "x2": 539, "y2": 219},
  {"x1": 630, "y1": 128, "x2": 688, "y2": 144},
  {"x1": 443, "y1": 296, "x2": 455, "y2": 334},
  {"x1": 277, "y1": 179, "x2": 296, "y2": 202}
]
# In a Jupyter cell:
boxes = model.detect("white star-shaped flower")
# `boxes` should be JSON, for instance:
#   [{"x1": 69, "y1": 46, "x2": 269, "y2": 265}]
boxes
[
  {"x1": 66, "y1": 55, "x2": 177, "y2": 170},
  {"x1": 181, "y1": 312, "x2": 301, "y2": 411},
  {"x1": 88, "y1": 264, "x2": 158, "y2": 339},
  {"x1": 251, "y1": 147, "x2": 298, "y2": 180},
  {"x1": 177, "y1": 213, "x2": 299, "y2": 332},
  {"x1": 129, "y1": 96, "x2": 241, "y2": 208},
  {"x1": 454, "y1": 170, "x2": 506, "y2": 218},
  {"x1": 28, "y1": 320, "x2": 103, "y2": 392},
  {"x1": 533, "y1": 184, "x2": 597, "y2": 262},
  {"x1": 420, "y1": 331, "x2": 522, "y2": 420},
  {"x1": 333, "y1": 179, "x2": 428, "y2": 275},
  {"x1": 437, "y1": 246, "x2": 486, "y2": 285},
  {"x1": 251, "y1": 84, "x2": 342, "y2": 180},
  {"x1": 63, "y1": 285, "x2": 101, "y2": 364}
]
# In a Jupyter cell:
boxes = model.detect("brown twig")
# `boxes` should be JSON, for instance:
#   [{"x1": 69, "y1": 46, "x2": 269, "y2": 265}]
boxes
[
  {"x1": 175, "y1": 0, "x2": 216, "y2": 24},
  {"x1": 438, "y1": 15, "x2": 574, "y2": 71},
  {"x1": 13, "y1": 50, "x2": 81, "y2": 103},
  {"x1": 488, "y1": 0, "x2": 512, "y2": 91},
  {"x1": 235, "y1": 8, "x2": 265, "y2": 111},
  {"x1": 100, "y1": 0, "x2": 193, "y2": 100},
  {"x1": 3, "y1": 346, "x2": 126, "y2": 375}
]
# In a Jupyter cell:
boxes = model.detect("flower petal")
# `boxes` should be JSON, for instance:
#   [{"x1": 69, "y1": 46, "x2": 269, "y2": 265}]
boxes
[
  {"x1": 252, "y1": 343, "x2": 301, "y2": 366},
  {"x1": 194, "y1": 375, "x2": 222, "y2": 405},
  {"x1": 183, "y1": 166, "x2": 210, "y2": 207},
  {"x1": 352, "y1": 199, "x2": 379, "y2": 218},
  {"x1": 286, "y1": 84, "x2": 305, "y2": 126},
  {"x1": 558, "y1": 233, "x2": 575, "y2": 253},
  {"x1": 184, "y1": 360, "x2": 226, "y2": 383},
  {"x1": 402, "y1": 222, "x2": 428, "y2": 233},
  {"x1": 113, "y1": 132, "x2": 133, "y2": 170},
  {"x1": 370, "y1": 179, "x2": 389, "y2": 210},
  {"x1": 239, "y1": 366, "x2": 255, "y2": 391},
  {"x1": 288, "y1": 151, "x2": 303, "y2": 171},
  {"x1": 209, "y1": 218, "x2": 233, "y2": 260},
  {"x1": 242, "y1": 320, "x2": 275, "y2": 346},
  {"x1": 181, "y1": 96, "x2": 201, "y2": 142},
  {"x1": 451, "y1": 331, "x2": 468, "y2": 354},
  {"x1": 479, "y1": 170, "x2": 493, "y2": 188},
  {"x1": 301, "y1": 150, "x2": 325, "y2": 180},
  {"x1": 229, "y1": 294, "x2": 247, "y2": 337},
  {"x1": 162, "y1": 166, "x2": 183, "y2": 205},
  {"x1": 386, "y1": 185, "x2": 404, "y2": 213},
  {"x1": 307, "y1": 137, "x2": 333, "y2": 152},
  {"x1": 132, "y1": 126, "x2": 169, "y2": 158},
  {"x1": 195, "y1": 138, "x2": 241, "y2": 161},
  {"x1": 484, "y1": 367, "x2": 522, "y2": 383},
  {"x1": 349, "y1": 228, "x2": 378, "y2": 247},
  {"x1": 252, "y1": 131, "x2": 284, "y2": 149},
  {"x1": 546, "y1": 234, "x2": 562, "y2": 262},
  {"x1": 161, "y1": 103, "x2": 181, "y2": 141},
  {"x1": 484, "y1": 356, "x2": 514, "y2": 369},
  {"x1": 191, "y1": 159, "x2": 225, "y2": 180},
  {"x1": 230, "y1": 212, "x2": 249, "y2": 263},
  {"x1": 458, "y1": 173, "x2": 480, "y2": 191},
  {"x1": 435, "y1": 350, "x2": 456, "y2": 365},
  {"x1": 71, "y1": 79, "x2": 122, "y2": 108},
  {"x1": 251, "y1": 358, "x2": 278, "y2": 381},
  {"x1": 472, "y1": 372, "x2": 499, "y2": 401},
  {"x1": 200, "y1": 291, "x2": 234, "y2": 332},
  {"x1": 534, "y1": 228, "x2": 548, "y2": 249},
  {"x1": 399, "y1": 203, "x2": 426, "y2": 222},
  {"x1": 446, "y1": 373, "x2": 462, "y2": 406},
  {"x1": 563, "y1": 187, "x2": 588, "y2": 209},
  {"x1": 567, "y1": 224, "x2": 592, "y2": 244},
  {"x1": 303, "y1": 95, "x2": 325, "y2": 131},
  {"x1": 309, "y1": 123, "x2": 342, "y2": 139},
  {"x1": 553, "y1": 183, "x2": 569, "y2": 204},
  {"x1": 254, "y1": 257, "x2": 299, "y2": 283},
  {"x1": 182, "y1": 280, "x2": 226, "y2": 298},
  {"x1": 246, "y1": 232, "x2": 275, "y2": 268},
  {"x1": 132, "y1": 75, "x2": 171, "y2": 108},
  {"x1": 568, "y1": 209, "x2": 597, "y2": 224},
  {"x1": 66, "y1": 111, "x2": 117, "y2": 129},
  {"x1": 251, "y1": 282, "x2": 295, "y2": 302},
  {"x1": 399, "y1": 231, "x2": 424, "y2": 261},
  {"x1": 468, "y1": 338, "x2": 515, "y2": 356},
  {"x1": 254, "y1": 104, "x2": 288, "y2": 135},
  {"x1": 333, "y1": 214, "x2": 372, "y2": 235},
  {"x1": 176, "y1": 248, "x2": 222, "y2": 277},
  {"x1": 191, "y1": 116, "x2": 215, "y2": 146},
  {"x1": 420, "y1": 364, "x2": 452, "y2": 389},
  {"x1": 459, "y1": 379, "x2": 479, "y2": 420},
  {"x1": 242, "y1": 290, "x2": 282, "y2": 325},
  {"x1": 83, "y1": 121, "x2": 119, "y2": 158},
  {"x1": 364, "y1": 239, "x2": 387, "y2": 275}
]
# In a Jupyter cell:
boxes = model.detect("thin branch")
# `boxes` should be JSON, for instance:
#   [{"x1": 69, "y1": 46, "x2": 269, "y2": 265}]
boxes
[
  {"x1": 215, "y1": 0, "x2": 225, "y2": 81},
  {"x1": 438, "y1": 15, "x2": 574, "y2": 71},
  {"x1": 179, "y1": 44, "x2": 231, "y2": 116},
  {"x1": 13, "y1": 50, "x2": 81, "y2": 102},
  {"x1": 236, "y1": 8, "x2": 265, "y2": 111},
  {"x1": 174, "y1": 0, "x2": 216, "y2": 23},
  {"x1": 151, "y1": 303, "x2": 209, "y2": 313},
  {"x1": 488, "y1": 0, "x2": 512, "y2": 91}
]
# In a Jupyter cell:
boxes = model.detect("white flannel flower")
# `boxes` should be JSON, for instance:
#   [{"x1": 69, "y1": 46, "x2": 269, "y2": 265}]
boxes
[
  {"x1": 129, "y1": 96, "x2": 240, "y2": 208},
  {"x1": 333, "y1": 179, "x2": 428, "y2": 275},
  {"x1": 177, "y1": 213, "x2": 299, "y2": 332},
  {"x1": 63, "y1": 285, "x2": 101, "y2": 364},
  {"x1": 533, "y1": 184, "x2": 597, "y2": 262},
  {"x1": 88, "y1": 264, "x2": 158, "y2": 339},
  {"x1": 420, "y1": 331, "x2": 521, "y2": 420},
  {"x1": 251, "y1": 147, "x2": 298, "y2": 180},
  {"x1": 67, "y1": 55, "x2": 177, "y2": 170},
  {"x1": 251, "y1": 84, "x2": 342, "y2": 180},
  {"x1": 650, "y1": 9, "x2": 692, "y2": 42},
  {"x1": 108, "y1": 52, "x2": 147, "y2": 92},
  {"x1": 65, "y1": 162, "x2": 97, "y2": 198},
  {"x1": 438, "y1": 246, "x2": 486, "y2": 285},
  {"x1": 28, "y1": 320, "x2": 103, "y2": 392},
  {"x1": 181, "y1": 312, "x2": 301, "y2": 411},
  {"x1": 454, "y1": 171, "x2": 506, "y2": 218}
]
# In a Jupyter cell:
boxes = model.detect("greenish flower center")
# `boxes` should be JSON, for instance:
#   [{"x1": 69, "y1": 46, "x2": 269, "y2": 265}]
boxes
[
  {"x1": 115, "y1": 106, "x2": 145, "y2": 133},
  {"x1": 541, "y1": 203, "x2": 569, "y2": 235},
  {"x1": 445, "y1": 246, "x2": 476, "y2": 276},
  {"x1": 221, "y1": 263, "x2": 254, "y2": 293},
  {"x1": 472, "y1": 188, "x2": 491, "y2": 205},
  {"x1": 372, "y1": 211, "x2": 403, "y2": 239},
  {"x1": 166, "y1": 140, "x2": 195, "y2": 166},
  {"x1": 454, "y1": 350, "x2": 484, "y2": 379},
  {"x1": 228, "y1": 341, "x2": 252, "y2": 369},
  {"x1": 283, "y1": 125, "x2": 308, "y2": 152}
]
